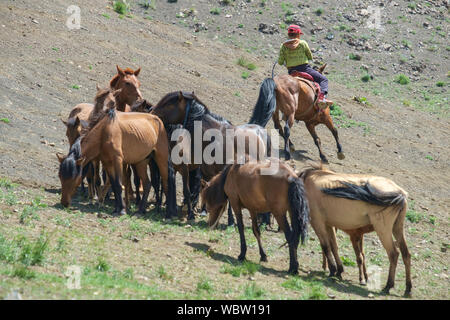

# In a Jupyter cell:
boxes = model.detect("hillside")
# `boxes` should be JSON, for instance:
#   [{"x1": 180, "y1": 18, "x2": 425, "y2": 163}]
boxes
[{"x1": 0, "y1": 0, "x2": 448, "y2": 300}]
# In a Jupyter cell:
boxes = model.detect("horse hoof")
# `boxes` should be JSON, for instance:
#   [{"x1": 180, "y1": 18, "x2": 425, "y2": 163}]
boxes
[
  {"x1": 404, "y1": 291, "x2": 412, "y2": 298},
  {"x1": 337, "y1": 152, "x2": 345, "y2": 160},
  {"x1": 199, "y1": 210, "x2": 207, "y2": 217},
  {"x1": 289, "y1": 145, "x2": 296, "y2": 153},
  {"x1": 119, "y1": 209, "x2": 127, "y2": 216},
  {"x1": 238, "y1": 255, "x2": 246, "y2": 262},
  {"x1": 360, "y1": 280, "x2": 366, "y2": 286},
  {"x1": 260, "y1": 256, "x2": 268, "y2": 263}
]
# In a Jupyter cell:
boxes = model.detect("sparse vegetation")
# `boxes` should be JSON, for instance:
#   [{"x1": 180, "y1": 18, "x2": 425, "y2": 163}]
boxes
[
  {"x1": 395, "y1": 74, "x2": 410, "y2": 85},
  {"x1": 113, "y1": 1, "x2": 130, "y2": 15}
]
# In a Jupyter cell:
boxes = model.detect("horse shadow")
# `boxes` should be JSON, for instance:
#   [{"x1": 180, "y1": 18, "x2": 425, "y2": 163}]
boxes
[
  {"x1": 278, "y1": 148, "x2": 314, "y2": 162},
  {"x1": 184, "y1": 241, "x2": 287, "y2": 278}
]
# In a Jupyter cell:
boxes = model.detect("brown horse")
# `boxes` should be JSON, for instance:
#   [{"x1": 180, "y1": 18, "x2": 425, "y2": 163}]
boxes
[
  {"x1": 109, "y1": 65, "x2": 142, "y2": 112},
  {"x1": 59, "y1": 105, "x2": 176, "y2": 217},
  {"x1": 298, "y1": 164, "x2": 412, "y2": 297},
  {"x1": 201, "y1": 158, "x2": 309, "y2": 274},
  {"x1": 249, "y1": 65, "x2": 344, "y2": 163},
  {"x1": 150, "y1": 91, "x2": 271, "y2": 224}
]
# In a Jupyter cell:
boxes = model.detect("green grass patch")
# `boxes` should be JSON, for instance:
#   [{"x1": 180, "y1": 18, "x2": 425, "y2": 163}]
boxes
[
  {"x1": 241, "y1": 71, "x2": 250, "y2": 79},
  {"x1": 281, "y1": 276, "x2": 327, "y2": 300},
  {"x1": 395, "y1": 74, "x2": 410, "y2": 85},
  {"x1": 221, "y1": 260, "x2": 260, "y2": 277},
  {"x1": 241, "y1": 282, "x2": 265, "y2": 299},
  {"x1": 113, "y1": 1, "x2": 130, "y2": 15},
  {"x1": 0, "y1": 118, "x2": 10, "y2": 124},
  {"x1": 210, "y1": 8, "x2": 221, "y2": 15},
  {"x1": 341, "y1": 256, "x2": 356, "y2": 267}
]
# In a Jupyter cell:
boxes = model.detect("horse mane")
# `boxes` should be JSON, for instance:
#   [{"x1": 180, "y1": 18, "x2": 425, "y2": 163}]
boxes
[
  {"x1": 202, "y1": 165, "x2": 232, "y2": 208},
  {"x1": 59, "y1": 137, "x2": 82, "y2": 179},
  {"x1": 321, "y1": 181, "x2": 407, "y2": 212},
  {"x1": 110, "y1": 67, "x2": 138, "y2": 88},
  {"x1": 155, "y1": 91, "x2": 231, "y2": 131},
  {"x1": 93, "y1": 87, "x2": 111, "y2": 114}
]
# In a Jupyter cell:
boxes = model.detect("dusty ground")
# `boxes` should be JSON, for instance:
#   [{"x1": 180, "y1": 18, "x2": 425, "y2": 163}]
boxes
[{"x1": 0, "y1": 0, "x2": 448, "y2": 300}]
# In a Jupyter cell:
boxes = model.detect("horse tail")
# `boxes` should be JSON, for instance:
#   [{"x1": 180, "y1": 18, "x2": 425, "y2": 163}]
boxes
[
  {"x1": 288, "y1": 177, "x2": 310, "y2": 245},
  {"x1": 321, "y1": 181, "x2": 407, "y2": 212},
  {"x1": 248, "y1": 78, "x2": 277, "y2": 127}
]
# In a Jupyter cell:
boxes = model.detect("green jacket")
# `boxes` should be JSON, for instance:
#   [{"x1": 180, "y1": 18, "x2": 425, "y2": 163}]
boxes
[{"x1": 278, "y1": 40, "x2": 313, "y2": 68}]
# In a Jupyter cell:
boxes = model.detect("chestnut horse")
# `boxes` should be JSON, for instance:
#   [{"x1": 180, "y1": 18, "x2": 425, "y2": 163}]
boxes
[
  {"x1": 59, "y1": 105, "x2": 177, "y2": 217},
  {"x1": 201, "y1": 158, "x2": 309, "y2": 274},
  {"x1": 109, "y1": 65, "x2": 143, "y2": 112},
  {"x1": 150, "y1": 91, "x2": 271, "y2": 224},
  {"x1": 298, "y1": 164, "x2": 412, "y2": 297},
  {"x1": 249, "y1": 65, "x2": 344, "y2": 163}
]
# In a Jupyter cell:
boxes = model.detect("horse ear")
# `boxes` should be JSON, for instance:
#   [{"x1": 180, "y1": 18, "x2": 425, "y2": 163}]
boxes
[
  {"x1": 96, "y1": 83, "x2": 101, "y2": 91},
  {"x1": 61, "y1": 118, "x2": 68, "y2": 127},
  {"x1": 178, "y1": 91, "x2": 184, "y2": 101},
  {"x1": 134, "y1": 67, "x2": 141, "y2": 77},
  {"x1": 56, "y1": 152, "x2": 66, "y2": 163},
  {"x1": 74, "y1": 116, "x2": 80, "y2": 127},
  {"x1": 116, "y1": 65, "x2": 125, "y2": 77},
  {"x1": 79, "y1": 120, "x2": 89, "y2": 129},
  {"x1": 76, "y1": 156, "x2": 85, "y2": 167}
]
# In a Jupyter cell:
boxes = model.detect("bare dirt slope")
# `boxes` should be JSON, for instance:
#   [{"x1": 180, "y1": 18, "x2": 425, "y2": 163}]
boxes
[{"x1": 0, "y1": 0, "x2": 448, "y2": 300}]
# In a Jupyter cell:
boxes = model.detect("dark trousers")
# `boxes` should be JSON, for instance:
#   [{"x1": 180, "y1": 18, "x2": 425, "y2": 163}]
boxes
[{"x1": 288, "y1": 64, "x2": 328, "y2": 95}]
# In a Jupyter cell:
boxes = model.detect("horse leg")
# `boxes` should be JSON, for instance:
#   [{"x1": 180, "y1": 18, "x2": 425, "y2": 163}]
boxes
[
  {"x1": 312, "y1": 220, "x2": 337, "y2": 276},
  {"x1": 132, "y1": 165, "x2": 141, "y2": 206},
  {"x1": 306, "y1": 122, "x2": 328, "y2": 163},
  {"x1": 106, "y1": 160, "x2": 126, "y2": 216},
  {"x1": 327, "y1": 226, "x2": 344, "y2": 278},
  {"x1": 275, "y1": 213, "x2": 298, "y2": 274},
  {"x1": 135, "y1": 161, "x2": 150, "y2": 214},
  {"x1": 360, "y1": 235, "x2": 369, "y2": 284},
  {"x1": 227, "y1": 201, "x2": 235, "y2": 226},
  {"x1": 181, "y1": 167, "x2": 194, "y2": 221},
  {"x1": 393, "y1": 209, "x2": 412, "y2": 297},
  {"x1": 233, "y1": 205, "x2": 247, "y2": 261},
  {"x1": 123, "y1": 165, "x2": 130, "y2": 209},
  {"x1": 349, "y1": 231, "x2": 366, "y2": 285},
  {"x1": 250, "y1": 211, "x2": 267, "y2": 262},
  {"x1": 283, "y1": 114, "x2": 295, "y2": 161},
  {"x1": 371, "y1": 220, "x2": 399, "y2": 295},
  {"x1": 323, "y1": 114, "x2": 345, "y2": 160}
]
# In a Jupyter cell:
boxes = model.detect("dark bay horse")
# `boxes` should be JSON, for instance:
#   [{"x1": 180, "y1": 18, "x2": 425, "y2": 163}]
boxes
[
  {"x1": 249, "y1": 65, "x2": 344, "y2": 163},
  {"x1": 59, "y1": 105, "x2": 177, "y2": 217},
  {"x1": 201, "y1": 158, "x2": 309, "y2": 274},
  {"x1": 150, "y1": 91, "x2": 271, "y2": 224},
  {"x1": 298, "y1": 164, "x2": 412, "y2": 297}
]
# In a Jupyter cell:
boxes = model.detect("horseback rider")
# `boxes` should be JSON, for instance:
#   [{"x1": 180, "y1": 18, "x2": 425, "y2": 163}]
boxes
[{"x1": 278, "y1": 24, "x2": 332, "y2": 108}]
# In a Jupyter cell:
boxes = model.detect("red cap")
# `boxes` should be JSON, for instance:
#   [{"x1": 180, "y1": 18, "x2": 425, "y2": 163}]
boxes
[{"x1": 287, "y1": 25, "x2": 303, "y2": 34}]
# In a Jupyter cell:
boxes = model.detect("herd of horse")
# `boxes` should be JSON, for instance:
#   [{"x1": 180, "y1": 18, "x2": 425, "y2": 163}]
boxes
[{"x1": 56, "y1": 65, "x2": 412, "y2": 297}]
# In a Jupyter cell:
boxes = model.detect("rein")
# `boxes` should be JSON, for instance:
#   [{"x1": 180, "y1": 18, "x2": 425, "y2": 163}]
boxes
[{"x1": 182, "y1": 99, "x2": 192, "y2": 128}]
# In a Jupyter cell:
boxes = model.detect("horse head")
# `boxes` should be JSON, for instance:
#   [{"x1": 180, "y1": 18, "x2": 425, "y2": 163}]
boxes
[
  {"x1": 56, "y1": 149, "x2": 85, "y2": 207},
  {"x1": 151, "y1": 91, "x2": 192, "y2": 125},
  {"x1": 109, "y1": 65, "x2": 142, "y2": 108}
]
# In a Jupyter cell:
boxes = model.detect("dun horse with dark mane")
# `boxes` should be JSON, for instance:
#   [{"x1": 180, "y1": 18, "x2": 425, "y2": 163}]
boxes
[{"x1": 298, "y1": 164, "x2": 412, "y2": 297}]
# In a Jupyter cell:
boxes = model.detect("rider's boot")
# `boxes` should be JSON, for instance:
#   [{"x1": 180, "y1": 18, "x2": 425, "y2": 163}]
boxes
[{"x1": 318, "y1": 93, "x2": 333, "y2": 109}]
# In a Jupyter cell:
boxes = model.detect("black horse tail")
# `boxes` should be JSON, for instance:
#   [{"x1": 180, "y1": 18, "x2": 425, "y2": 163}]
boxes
[
  {"x1": 248, "y1": 78, "x2": 277, "y2": 127},
  {"x1": 288, "y1": 177, "x2": 310, "y2": 245},
  {"x1": 321, "y1": 182, "x2": 407, "y2": 213},
  {"x1": 149, "y1": 157, "x2": 161, "y2": 208},
  {"x1": 189, "y1": 167, "x2": 202, "y2": 209},
  {"x1": 165, "y1": 155, "x2": 177, "y2": 218}
]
